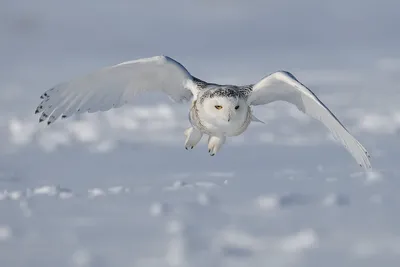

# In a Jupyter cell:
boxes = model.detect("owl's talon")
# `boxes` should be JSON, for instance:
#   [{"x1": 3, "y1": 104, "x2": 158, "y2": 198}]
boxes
[
  {"x1": 208, "y1": 135, "x2": 226, "y2": 156},
  {"x1": 184, "y1": 127, "x2": 203, "y2": 150}
]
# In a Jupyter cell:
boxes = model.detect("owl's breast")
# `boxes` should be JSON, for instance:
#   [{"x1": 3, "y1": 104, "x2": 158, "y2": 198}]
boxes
[{"x1": 189, "y1": 105, "x2": 251, "y2": 137}]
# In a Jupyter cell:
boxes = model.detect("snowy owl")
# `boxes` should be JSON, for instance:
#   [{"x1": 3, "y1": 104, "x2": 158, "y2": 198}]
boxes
[{"x1": 35, "y1": 55, "x2": 371, "y2": 169}]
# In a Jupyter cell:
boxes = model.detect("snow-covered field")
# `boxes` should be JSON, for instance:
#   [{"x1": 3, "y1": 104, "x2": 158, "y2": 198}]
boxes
[{"x1": 2, "y1": 1, "x2": 400, "y2": 266}]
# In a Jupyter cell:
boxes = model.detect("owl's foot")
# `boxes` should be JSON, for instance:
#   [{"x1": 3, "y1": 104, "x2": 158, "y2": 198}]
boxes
[
  {"x1": 207, "y1": 135, "x2": 226, "y2": 156},
  {"x1": 184, "y1": 127, "x2": 203, "y2": 150}
]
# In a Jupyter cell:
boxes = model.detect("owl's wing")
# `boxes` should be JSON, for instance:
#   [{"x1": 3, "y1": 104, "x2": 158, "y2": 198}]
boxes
[
  {"x1": 35, "y1": 56, "x2": 200, "y2": 125},
  {"x1": 247, "y1": 71, "x2": 371, "y2": 169}
]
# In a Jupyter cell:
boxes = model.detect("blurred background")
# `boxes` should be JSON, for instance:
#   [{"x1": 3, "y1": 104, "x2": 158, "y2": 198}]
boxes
[{"x1": 1, "y1": 1, "x2": 400, "y2": 267}]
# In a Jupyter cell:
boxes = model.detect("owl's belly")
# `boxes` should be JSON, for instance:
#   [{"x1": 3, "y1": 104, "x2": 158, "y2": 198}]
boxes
[{"x1": 189, "y1": 108, "x2": 251, "y2": 137}]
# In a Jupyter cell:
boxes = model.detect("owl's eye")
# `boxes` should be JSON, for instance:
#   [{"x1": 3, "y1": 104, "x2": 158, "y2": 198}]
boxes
[
  {"x1": 235, "y1": 105, "x2": 240, "y2": 110},
  {"x1": 215, "y1": 105, "x2": 223, "y2": 110}
]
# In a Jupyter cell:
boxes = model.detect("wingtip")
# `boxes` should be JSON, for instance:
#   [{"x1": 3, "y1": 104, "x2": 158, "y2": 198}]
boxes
[
  {"x1": 40, "y1": 92, "x2": 49, "y2": 100},
  {"x1": 35, "y1": 105, "x2": 43, "y2": 114},
  {"x1": 360, "y1": 162, "x2": 372, "y2": 170}
]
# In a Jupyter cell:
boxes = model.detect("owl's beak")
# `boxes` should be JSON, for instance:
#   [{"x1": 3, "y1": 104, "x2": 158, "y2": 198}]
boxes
[{"x1": 227, "y1": 112, "x2": 232, "y2": 122}]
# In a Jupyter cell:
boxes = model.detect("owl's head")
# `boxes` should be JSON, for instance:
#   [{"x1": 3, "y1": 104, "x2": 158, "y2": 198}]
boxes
[{"x1": 199, "y1": 89, "x2": 248, "y2": 123}]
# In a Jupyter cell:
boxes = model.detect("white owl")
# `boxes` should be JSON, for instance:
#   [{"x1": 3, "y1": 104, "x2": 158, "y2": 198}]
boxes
[{"x1": 35, "y1": 56, "x2": 371, "y2": 169}]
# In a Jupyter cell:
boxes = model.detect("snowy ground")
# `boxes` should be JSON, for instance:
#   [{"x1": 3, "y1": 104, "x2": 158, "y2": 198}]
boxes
[{"x1": 2, "y1": 1, "x2": 400, "y2": 267}]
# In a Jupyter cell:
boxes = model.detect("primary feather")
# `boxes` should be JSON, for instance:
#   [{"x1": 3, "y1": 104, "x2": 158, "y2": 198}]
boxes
[
  {"x1": 35, "y1": 56, "x2": 197, "y2": 125},
  {"x1": 248, "y1": 71, "x2": 371, "y2": 169}
]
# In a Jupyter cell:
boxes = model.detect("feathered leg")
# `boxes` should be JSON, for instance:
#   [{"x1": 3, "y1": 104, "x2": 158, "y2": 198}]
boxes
[
  {"x1": 184, "y1": 127, "x2": 203, "y2": 150},
  {"x1": 207, "y1": 135, "x2": 226, "y2": 156}
]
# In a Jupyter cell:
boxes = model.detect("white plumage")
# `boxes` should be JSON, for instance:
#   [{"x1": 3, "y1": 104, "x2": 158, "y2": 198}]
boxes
[
  {"x1": 247, "y1": 71, "x2": 371, "y2": 169},
  {"x1": 35, "y1": 56, "x2": 195, "y2": 124},
  {"x1": 35, "y1": 55, "x2": 371, "y2": 169}
]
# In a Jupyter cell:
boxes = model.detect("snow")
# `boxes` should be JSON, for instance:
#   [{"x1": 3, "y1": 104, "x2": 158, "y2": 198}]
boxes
[
  {"x1": 150, "y1": 202, "x2": 171, "y2": 217},
  {"x1": 2, "y1": 1, "x2": 400, "y2": 266},
  {"x1": 279, "y1": 229, "x2": 319, "y2": 253},
  {"x1": 87, "y1": 188, "x2": 106, "y2": 198},
  {"x1": 0, "y1": 225, "x2": 13, "y2": 241}
]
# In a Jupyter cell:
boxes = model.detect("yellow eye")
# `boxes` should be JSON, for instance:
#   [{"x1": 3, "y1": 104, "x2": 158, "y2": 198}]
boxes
[{"x1": 215, "y1": 105, "x2": 223, "y2": 110}]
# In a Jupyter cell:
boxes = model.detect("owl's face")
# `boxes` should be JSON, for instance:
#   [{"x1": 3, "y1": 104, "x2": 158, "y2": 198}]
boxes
[{"x1": 200, "y1": 96, "x2": 248, "y2": 123}]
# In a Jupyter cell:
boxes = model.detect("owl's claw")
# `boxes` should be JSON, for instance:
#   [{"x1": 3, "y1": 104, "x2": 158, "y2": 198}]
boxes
[
  {"x1": 207, "y1": 135, "x2": 226, "y2": 156},
  {"x1": 184, "y1": 127, "x2": 203, "y2": 150}
]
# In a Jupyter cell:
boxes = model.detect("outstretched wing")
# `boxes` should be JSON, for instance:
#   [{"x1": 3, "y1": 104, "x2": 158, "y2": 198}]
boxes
[
  {"x1": 247, "y1": 71, "x2": 371, "y2": 169},
  {"x1": 35, "y1": 55, "x2": 200, "y2": 125}
]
